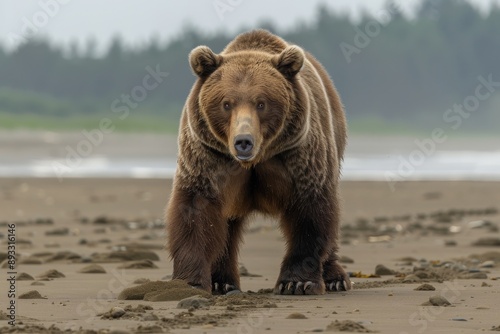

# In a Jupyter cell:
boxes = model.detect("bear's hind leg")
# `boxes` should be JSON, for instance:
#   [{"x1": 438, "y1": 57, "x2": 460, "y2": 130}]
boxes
[
  {"x1": 211, "y1": 218, "x2": 244, "y2": 294},
  {"x1": 323, "y1": 249, "x2": 352, "y2": 291}
]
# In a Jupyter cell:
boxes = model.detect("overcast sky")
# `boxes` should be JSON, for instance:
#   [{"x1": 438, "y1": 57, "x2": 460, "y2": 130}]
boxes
[{"x1": 0, "y1": 0, "x2": 499, "y2": 52}]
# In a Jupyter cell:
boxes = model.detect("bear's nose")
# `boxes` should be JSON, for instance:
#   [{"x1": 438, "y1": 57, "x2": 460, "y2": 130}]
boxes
[{"x1": 234, "y1": 134, "x2": 254, "y2": 160}]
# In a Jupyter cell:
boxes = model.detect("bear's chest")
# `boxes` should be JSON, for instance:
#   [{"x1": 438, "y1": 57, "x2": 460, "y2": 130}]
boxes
[{"x1": 220, "y1": 158, "x2": 293, "y2": 219}]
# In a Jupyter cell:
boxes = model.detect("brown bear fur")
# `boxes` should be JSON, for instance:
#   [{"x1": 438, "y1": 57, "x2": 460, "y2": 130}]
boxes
[{"x1": 166, "y1": 29, "x2": 350, "y2": 295}]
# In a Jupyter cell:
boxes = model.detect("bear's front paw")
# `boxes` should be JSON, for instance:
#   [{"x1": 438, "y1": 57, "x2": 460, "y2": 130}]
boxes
[
  {"x1": 212, "y1": 282, "x2": 241, "y2": 295},
  {"x1": 323, "y1": 262, "x2": 352, "y2": 292},
  {"x1": 274, "y1": 279, "x2": 325, "y2": 295}
]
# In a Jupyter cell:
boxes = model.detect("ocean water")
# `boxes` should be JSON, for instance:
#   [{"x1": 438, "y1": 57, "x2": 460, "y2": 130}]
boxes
[{"x1": 1, "y1": 150, "x2": 500, "y2": 181}]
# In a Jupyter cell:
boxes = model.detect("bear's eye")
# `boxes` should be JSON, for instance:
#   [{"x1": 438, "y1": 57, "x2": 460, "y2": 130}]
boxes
[
  {"x1": 256, "y1": 102, "x2": 265, "y2": 111},
  {"x1": 223, "y1": 102, "x2": 231, "y2": 111}
]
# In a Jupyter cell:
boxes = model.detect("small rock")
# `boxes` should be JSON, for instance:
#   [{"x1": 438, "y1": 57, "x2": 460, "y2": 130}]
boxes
[
  {"x1": 78, "y1": 264, "x2": 106, "y2": 274},
  {"x1": 18, "y1": 290, "x2": 46, "y2": 299},
  {"x1": 444, "y1": 240, "x2": 457, "y2": 247},
  {"x1": 451, "y1": 318, "x2": 467, "y2": 321},
  {"x1": 472, "y1": 238, "x2": 500, "y2": 247},
  {"x1": 286, "y1": 313, "x2": 308, "y2": 319},
  {"x1": 31, "y1": 281, "x2": 45, "y2": 286},
  {"x1": 403, "y1": 274, "x2": 421, "y2": 283},
  {"x1": 479, "y1": 260, "x2": 495, "y2": 268},
  {"x1": 45, "y1": 227, "x2": 70, "y2": 236},
  {"x1": 415, "y1": 284, "x2": 436, "y2": 291},
  {"x1": 429, "y1": 295, "x2": 451, "y2": 306},
  {"x1": 226, "y1": 289, "x2": 242, "y2": 296},
  {"x1": 17, "y1": 273, "x2": 35, "y2": 281},
  {"x1": 375, "y1": 264, "x2": 396, "y2": 276},
  {"x1": 110, "y1": 307, "x2": 126, "y2": 318},
  {"x1": 339, "y1": 256, "x2": 354, "y2": 264},
  {"x1": 176, "y1": 295, "x2": 210, "y2": 309},
  {"x1": 118, "y1": 260, "x2": 158, "y2": 269},
  {"x1": 481, "y1": 282, "x2": 492, "y2": 287},
  {"x1": 37, "y1": 269, "x2": 65, "y2": 279}
]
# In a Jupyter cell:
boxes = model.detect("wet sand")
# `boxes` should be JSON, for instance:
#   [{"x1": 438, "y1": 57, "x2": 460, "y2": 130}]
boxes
[{"x1": 0, "y1": 178, "x2": 499, "y2": 333}]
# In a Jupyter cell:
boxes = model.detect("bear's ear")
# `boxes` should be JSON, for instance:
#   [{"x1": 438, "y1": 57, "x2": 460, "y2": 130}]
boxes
[
  {"x1": 272, "y1": 45, "x2": 305, "y2": 79},
  {"x1": 189, "y1": 46, "x2": 222, "y2": 78}
]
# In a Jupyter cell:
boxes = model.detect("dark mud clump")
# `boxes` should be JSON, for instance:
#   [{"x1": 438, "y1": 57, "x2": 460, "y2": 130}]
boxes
[
  {"x1": 118, "y1": 279, "x2": 211, "y2": 301},
  {"x1": 17, "y1": 272, "x2": 34, "y2": 281},
  {"x1": 472, "y1": 238, "x2": 500, "y2": 247},
  {"x1": 37, "y1": 269, "x2": 65, "y2": 279},
  {"x1": 326, "y1": 320, "x2": 375, "y2": 332},
  {"x1": 18, "y1": 290, "x2": 46, "y2": 299},
  {"x1": 78, "y1": 264, "x2": 106, "y2": 274},
  {"x1": 415, "y1": 283, "x2": 436, "y2": 291},
  {"x1": 100, "y1": 304, "x2": 156, "y2": 320},
  {"x1": 91, "y1": 250, "x2": 159, "y2": 263},
  {"x1": 117, "y1": 260, "x2": 158, "y2": 269}
]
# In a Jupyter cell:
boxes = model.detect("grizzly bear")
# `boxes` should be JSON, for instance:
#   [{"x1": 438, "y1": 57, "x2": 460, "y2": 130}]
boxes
[{"x1": 166, "y1": 29, "x2": 350, "y2": 295}]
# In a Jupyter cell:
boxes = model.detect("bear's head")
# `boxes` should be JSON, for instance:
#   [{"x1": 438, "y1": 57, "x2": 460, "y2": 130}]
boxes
[{"x1": 188, "y1": 45, "x2": 307, "y2": 167}]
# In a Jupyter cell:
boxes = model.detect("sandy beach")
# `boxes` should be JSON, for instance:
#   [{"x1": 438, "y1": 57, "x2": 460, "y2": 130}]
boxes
[{"x1": 1, "y1": 177, "x2": 499, "y2": 333}]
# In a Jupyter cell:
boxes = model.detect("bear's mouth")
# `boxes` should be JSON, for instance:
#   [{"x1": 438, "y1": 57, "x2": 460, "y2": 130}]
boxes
[{"x1": 235, "y1": 153, "x2": 254, "y2": 161}]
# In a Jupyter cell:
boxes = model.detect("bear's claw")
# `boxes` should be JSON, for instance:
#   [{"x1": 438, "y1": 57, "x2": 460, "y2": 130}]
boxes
[
  {"x1": 325, "y1": 274, "x2": 351, "y2": 292},
  {"x1": 274, "y1": 280, "x2": 323, "y2": 295},
  {"x1": 212, "y1": 282, "x2": 240, "y2": 295}
]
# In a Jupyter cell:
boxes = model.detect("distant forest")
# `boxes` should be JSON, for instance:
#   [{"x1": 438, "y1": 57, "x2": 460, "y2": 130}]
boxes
[{"x1": 1, "y1": 0, "x2": 499, "y2": 131}]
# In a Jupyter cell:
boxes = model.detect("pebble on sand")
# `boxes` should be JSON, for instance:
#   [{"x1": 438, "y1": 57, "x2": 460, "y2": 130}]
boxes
[
  {"x1": 110, "y1": 307, "x2": 126, "y2": 318},
  {"x1": 286, "y1": 313, "x2": 308, "y2": 319},
  {"x1": 403, "y1": 274, "x2": 422, "y2": 283},
  {"x1": 414, "y1": 283, "x2": 436, "y2": 291},
  {"x1": 479, "y1": 260, "x2": 495, "y2": 268},
  {"x1": 37, "y1": 269, "x2": 65, "y2": 279},
  {"x1": 18, "y1": 290, "x2": 47, "y2": 299},
  {"x1": 31, "y1": 281, "x2": 45, "y2": 286},
  {"x1": 375, "y1": 264, "x2": 396, "y2": 276},
  {"x1": 472, "y1": 237, "x2": 500, "y2": 247},
  {"x1": 78, "y1": 264, "x2": 106, "y2": 274},
  {"x1": 91, "y1": 250, "x2": 160, "y2": 263},
  {"x1": 17, "y1": 272, "x2": 35, "y2": 281},
  {"x1": 428, "y1": 295, "x2": 451, "y2": 306},
  {"x1": 117, "y1": 260, "x2": 158, "y2": 269},
  {"x1": 340, "y1": 255, "x2": 355, "y2": 264}
]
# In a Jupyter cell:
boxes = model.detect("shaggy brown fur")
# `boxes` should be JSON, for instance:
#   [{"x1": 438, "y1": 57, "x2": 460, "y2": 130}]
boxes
[{"x1": 166, "y1": 30, "x2": 350, "y2": 295}]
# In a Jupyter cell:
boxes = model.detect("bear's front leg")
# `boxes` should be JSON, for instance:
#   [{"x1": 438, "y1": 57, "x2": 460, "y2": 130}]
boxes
[
  {"x1": 211, "y1": 218, "x2": 245, "y2": 294},
  {"x1": 323, "y1": 249, "x2": 352, "y2": 292},
  {"x1": 166, "y1": 187, "x2": 227, "y2": 292},
  {"x1": 274, "y1": 194, "x2": 337, "y2": 295}
]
